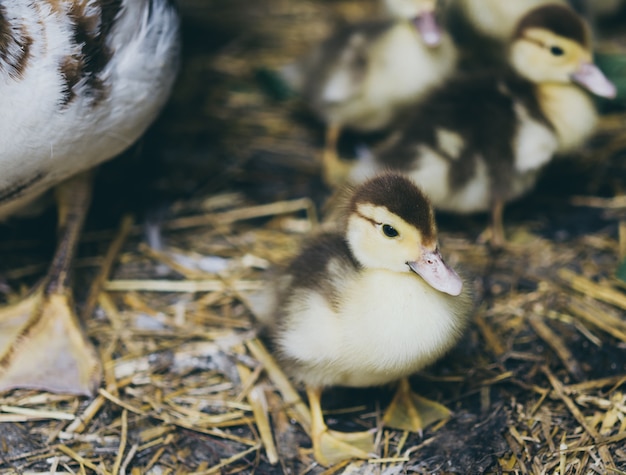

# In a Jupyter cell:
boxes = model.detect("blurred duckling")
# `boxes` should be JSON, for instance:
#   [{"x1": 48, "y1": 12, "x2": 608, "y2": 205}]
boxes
[
  {"x1": 448, "y1": 0, "x2": 567, "y2": 44},
  {"x1": 283, "y1": 0, "x2": 457, "y2": 186},
  {"x1": 258, "y1": 173, "x2": 471, "y2": 466},
  {"x1": 345, "y1": 4, "x2": 616, "y2": 246},
  {"x1": 444, "y1": 0, "x2": 568, "y2": 69}
]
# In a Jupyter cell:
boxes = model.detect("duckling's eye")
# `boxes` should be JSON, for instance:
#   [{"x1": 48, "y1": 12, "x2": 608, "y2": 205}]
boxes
[
  {"x1": 382, "y1": 224, "x2": 399, "y2": 238},
  {"x1": 549, "y1": 45, "x2": 564, "y2": 56}
]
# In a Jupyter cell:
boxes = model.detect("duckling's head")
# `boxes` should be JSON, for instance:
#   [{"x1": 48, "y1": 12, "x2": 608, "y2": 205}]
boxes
[
  {"x1": 509, "y1": 5, "x2": 616, "y2": 98},
  {"x1": 382, "y1": 0, "x2": 442, "y2": 46},
  {"x1": 345, "y1": 173, "x2": 463, "y2": 296}
]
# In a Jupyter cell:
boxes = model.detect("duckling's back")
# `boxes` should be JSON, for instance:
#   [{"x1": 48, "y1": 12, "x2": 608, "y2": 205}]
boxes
[
  {"x1": 349, "y1": 71, "x2": 558, "y2": 213},
  {"x1": 286, "y1": 17, "x2": 457, "y2": 132}
]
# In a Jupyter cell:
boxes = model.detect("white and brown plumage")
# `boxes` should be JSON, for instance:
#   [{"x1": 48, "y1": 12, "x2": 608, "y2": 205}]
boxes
[
  {"x1": 0, "y1": 0, "x2": 179, "y2": 395},
  {"x1": 0, "y1": 0, "x2": 179, "y2": 217},
  {"x1": 283, "y1": 0, "x2": 457, "y2": 186},
  {"x1": 258, "y1": 174, "x2": 471, "y2": 466},
  {"x1": 346, "y1": 4, "x2": 616, "y2": 245}
]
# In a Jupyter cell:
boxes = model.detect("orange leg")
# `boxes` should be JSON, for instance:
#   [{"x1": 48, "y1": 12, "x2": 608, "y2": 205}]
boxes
[
  {"x1": 321, "y1": 125, "x2": 353, "y2": 188},
  {"x1": 490, "y1": 198, "x2": 506, "y2": 248}
]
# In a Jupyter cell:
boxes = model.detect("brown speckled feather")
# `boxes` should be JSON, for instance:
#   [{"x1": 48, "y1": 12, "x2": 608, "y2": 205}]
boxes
[
  {"x1": 60, "y1": 0, "x2": 123, "y2": 105},
  {"x1": 0, "y1": 5, "x2": 32, "y2": 79}
]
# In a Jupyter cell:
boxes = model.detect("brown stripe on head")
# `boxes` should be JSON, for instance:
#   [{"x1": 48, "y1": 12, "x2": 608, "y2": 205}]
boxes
[
  {"x1": 349, "y1": 173, "x2": 437, "y2": 244},
  {"x1": 0, "y1": 5, "x2": 33, "y2": 79},
  {"x1": 60, "y1": 0, "x2": 123, "y2": 106},
  {"x1": 514, "y1": 5, "x2": 589, "y2": 48}
]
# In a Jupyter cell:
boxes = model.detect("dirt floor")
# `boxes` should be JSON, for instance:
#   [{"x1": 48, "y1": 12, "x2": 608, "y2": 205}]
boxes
[{"x1": 1, "y1": 1, "x2": 626, "y2": 473}]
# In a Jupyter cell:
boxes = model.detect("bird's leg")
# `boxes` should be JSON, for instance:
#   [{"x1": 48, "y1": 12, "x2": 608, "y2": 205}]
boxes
[
  {"x1": 382, "y1": 378, "x2": 451, "y2": 433},
  {"x1": 306, "y1": 385, "x2": 375, "y2": 466},
  {"x1": 321, "y1": 125, "x2": 352, "y2": 188},
  {"x1": 490, "y1": 198, "x2": 506, "y2": 248},
  {"x1": 0, "y1": 172, "x2": 101, "y2": 395}
]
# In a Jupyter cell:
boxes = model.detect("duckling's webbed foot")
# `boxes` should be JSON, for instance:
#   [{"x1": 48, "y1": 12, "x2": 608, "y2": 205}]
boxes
[
  {"x1": 382, "y1": 378, "x2": 451, "y2": 433},
  {"x1": 307, "y1": 386, "x2": 375, "y2": 466},
  {"x1": 322, "y1": 125, "x2": 353, "y2": 188},
  {"x1": 0, "y1": 172, "x2": 101, "y2": 395}
]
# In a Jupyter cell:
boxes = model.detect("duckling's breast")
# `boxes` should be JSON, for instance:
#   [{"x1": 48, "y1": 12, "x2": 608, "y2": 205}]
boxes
[
  {"x1": 537, "y1": 84, "x2": 598, "y2": 153},
  {"x1": 278, "y1": 268, "x2": 468, "y2": 388},
  {"x1": 336, "y1": 269, "x2": 467, "y2": 387}
]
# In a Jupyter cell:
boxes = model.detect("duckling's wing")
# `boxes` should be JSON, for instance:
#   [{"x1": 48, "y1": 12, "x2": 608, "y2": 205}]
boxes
[{"x1": 291, "y1": 21, "x2": 394, "y2": 105}]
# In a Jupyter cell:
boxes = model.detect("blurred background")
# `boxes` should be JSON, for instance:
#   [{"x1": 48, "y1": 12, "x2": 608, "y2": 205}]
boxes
[{"x1": 1, "y1": 0, "x2": 626, "y2": 473}]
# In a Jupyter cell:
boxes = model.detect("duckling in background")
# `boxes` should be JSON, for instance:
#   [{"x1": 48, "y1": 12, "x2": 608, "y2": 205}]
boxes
[
  {"x1": 0, "y1": 0, "x2": 179, "y2": 395},
  {"x1": 444, "y1": 0, "x2": 568, "y2": 69},
  {"x1": 344, "y1": 4, "x2": 616, "y2": 246},
  {"x1": 282, "y1": 0, "x2": 457, "y2": 186},
  {"x1": 447, "y1": 0, "x2": 567, "y2": 44},
  {"x1": 258, "y1": 173, "x2": 471, "y2": 466}
]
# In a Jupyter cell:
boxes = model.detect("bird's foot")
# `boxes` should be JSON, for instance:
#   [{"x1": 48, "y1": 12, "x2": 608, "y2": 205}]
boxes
[
  {"x1": 313, "y1": 426, "x2": 375, "y2": 466},
  {"x1": 382, "y1": 378, "x2": 451, "y2": 432},
  {"x1": 477, "y1": 224, "x2": 507, "y2": 249},
  {"x1": 0, "y1": 287, "x2": 101, "y2": 396}
]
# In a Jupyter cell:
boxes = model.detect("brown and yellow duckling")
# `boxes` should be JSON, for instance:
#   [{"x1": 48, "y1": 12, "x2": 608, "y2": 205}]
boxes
[
  {"x1": 258, "y1": 173, "x2": 472, "y2": 466},
  {"x1": 283, "y1": 0, "x2": 457, "y2": 186},
  {"x1": 342, "y1": 4, "x2": 616, "y2": 246}
]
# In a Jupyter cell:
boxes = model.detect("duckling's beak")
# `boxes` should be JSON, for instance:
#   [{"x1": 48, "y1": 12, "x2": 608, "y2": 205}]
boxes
[
  {"x1": 413, "y1": 11, "x2": 442, "y2": 47},
  {"x1": 407, "y1": 249, "x2": 463, "y2": 296},
  {"x1": 571, "y1": 62, "x2": 617, "y2": 98}
]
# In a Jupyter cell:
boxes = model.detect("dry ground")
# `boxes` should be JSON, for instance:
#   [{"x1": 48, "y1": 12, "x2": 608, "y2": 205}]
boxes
[{"x1": 1, "y1": 1, "x2": 626, "y2": 473}]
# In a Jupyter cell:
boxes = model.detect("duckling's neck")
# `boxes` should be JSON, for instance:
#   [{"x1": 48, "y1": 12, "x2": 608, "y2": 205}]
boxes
[{"x1": 536, "y1": 83, "x2": 598, "y2": 153}]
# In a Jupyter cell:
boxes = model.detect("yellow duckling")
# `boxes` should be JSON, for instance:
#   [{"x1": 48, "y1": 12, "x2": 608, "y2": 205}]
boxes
[
  {"x1": 258, "y1": 173, "x2": 472, "y2": 466},
  {"x1": 283, "y1": 0, "x2": 457, "y2": 186},
  {"x1": 345, "y1": 4, "x2": 616, "y2": 245}
]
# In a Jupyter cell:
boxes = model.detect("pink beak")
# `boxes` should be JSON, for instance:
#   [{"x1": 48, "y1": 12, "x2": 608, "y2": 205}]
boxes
[
  {"x1": 407, "y1": 248, "x2": 463, "y2": 296},
  {"x1": 571, "y1": 62, "x2": 617, "y2": 98},
  {"x1": 413, "y1": 11, "x2": 442, "y2": 47}
]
